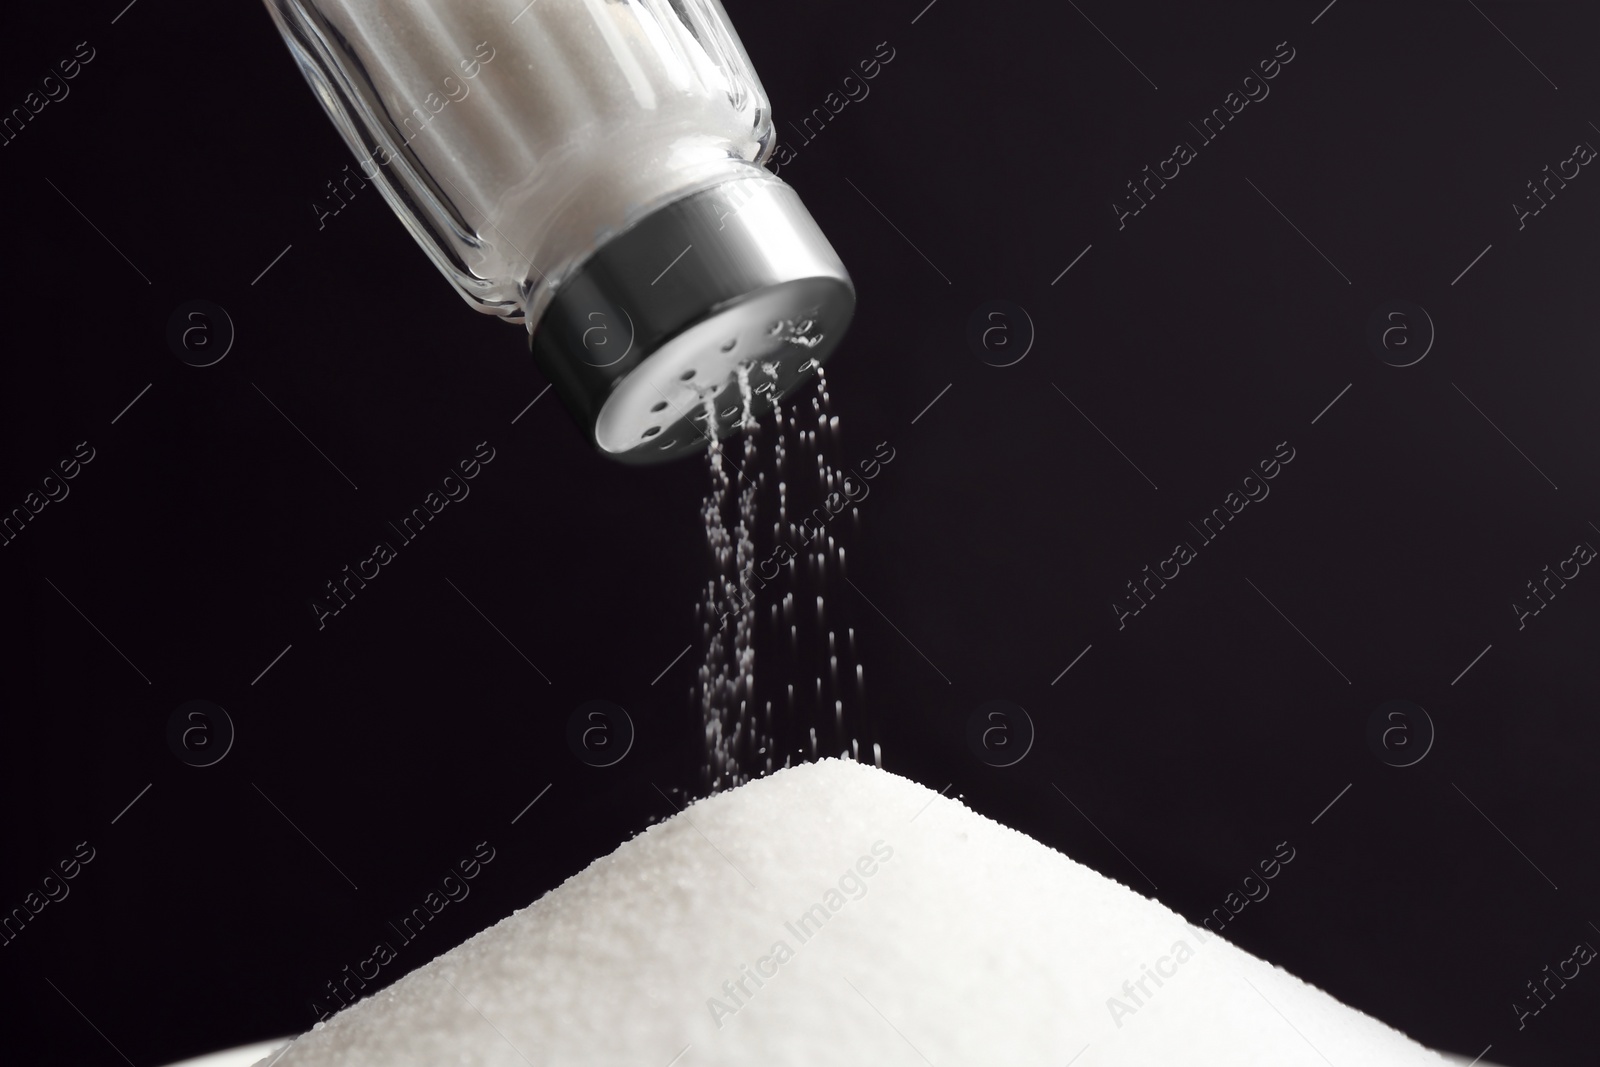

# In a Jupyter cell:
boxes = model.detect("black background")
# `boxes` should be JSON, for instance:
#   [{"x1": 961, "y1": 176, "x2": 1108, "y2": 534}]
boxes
[{"x1": 2, "y1": 0, "x2": 1598, "y2": 1064}]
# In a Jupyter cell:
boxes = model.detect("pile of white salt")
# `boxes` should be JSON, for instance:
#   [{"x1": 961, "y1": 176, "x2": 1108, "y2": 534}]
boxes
[{"x1": 257, "y1": 760, "x2": 1459, "y2": 1066}]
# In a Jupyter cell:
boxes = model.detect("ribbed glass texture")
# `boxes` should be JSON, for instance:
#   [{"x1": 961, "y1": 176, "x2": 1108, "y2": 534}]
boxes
[{"x1": 264, "y1": 0, "x2": 774, "y2": 324}]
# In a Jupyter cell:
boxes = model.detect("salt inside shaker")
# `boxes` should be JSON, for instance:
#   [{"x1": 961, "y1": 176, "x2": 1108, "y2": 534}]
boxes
[{"x1": 264, "y1": 0, "x2": 855, "y2": 462}]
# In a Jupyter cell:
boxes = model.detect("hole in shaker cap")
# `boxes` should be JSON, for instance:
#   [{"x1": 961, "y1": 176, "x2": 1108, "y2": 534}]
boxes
[
  {"x1": 650, "y1": 401, "x2": 668, "y2": 413},
  {"x1": 679, "y1": 369, "x2": 697, "y2": 380},
  {"x1": 642, "y1": 426, "x2": 662, "y2": 438},
  {"x1": 721, "y1": 338, "x2": 737, "y2": 352}
]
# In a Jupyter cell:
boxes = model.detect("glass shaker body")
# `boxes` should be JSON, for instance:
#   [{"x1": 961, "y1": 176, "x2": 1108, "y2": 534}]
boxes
[{"x1": 265, "y1": 0, "x2": 855, "y2": 462}]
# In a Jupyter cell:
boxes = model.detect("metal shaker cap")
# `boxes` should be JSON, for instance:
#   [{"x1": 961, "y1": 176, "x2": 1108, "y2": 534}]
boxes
[{"x1": 529, "y1": 174, "x2": 856, "y2": 463}]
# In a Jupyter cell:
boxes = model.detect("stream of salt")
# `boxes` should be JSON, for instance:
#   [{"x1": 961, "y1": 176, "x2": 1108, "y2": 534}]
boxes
[
  {"x1": 695, "y1": 386, "x2": 764, "y2": 793},
  {"x1": 695, "y1": 371, "x2": 878, "y2": 794}
]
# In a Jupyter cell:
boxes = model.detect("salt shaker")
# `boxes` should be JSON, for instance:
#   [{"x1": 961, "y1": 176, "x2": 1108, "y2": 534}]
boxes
[{"x1": 263, "y1": 0, "x2": 855, "y2": 462}]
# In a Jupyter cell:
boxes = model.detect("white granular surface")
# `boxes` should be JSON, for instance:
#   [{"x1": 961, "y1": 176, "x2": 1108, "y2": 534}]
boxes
[{"x1": 259, "y1": 760, "x2": 1451, "y2": 1066}]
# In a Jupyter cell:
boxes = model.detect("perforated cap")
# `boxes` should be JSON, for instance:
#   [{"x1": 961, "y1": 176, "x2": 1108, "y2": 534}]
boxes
[{"x1": 528, "y1": 174, "x2": 855, "y2": 463}]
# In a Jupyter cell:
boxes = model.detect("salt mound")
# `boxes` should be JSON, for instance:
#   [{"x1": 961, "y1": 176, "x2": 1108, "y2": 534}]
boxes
[{"x1": 260, "y1": 760, "x2": 1449, "y2": 1066}]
